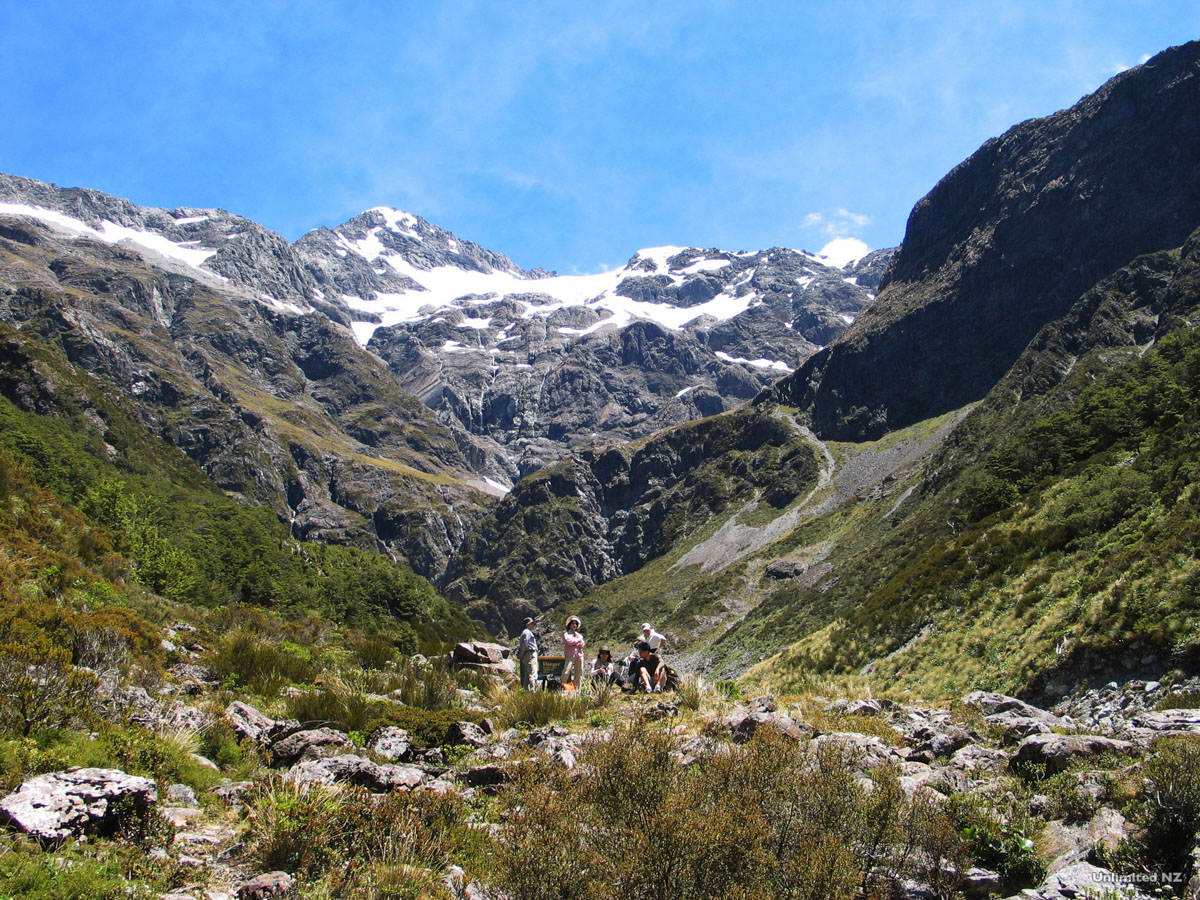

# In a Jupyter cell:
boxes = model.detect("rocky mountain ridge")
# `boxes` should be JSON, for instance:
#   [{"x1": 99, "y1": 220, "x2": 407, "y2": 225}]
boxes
[
  {"x1": 296, "y1": 206, "x2": 888, "y2": 481},
  {"x1": 0, "y1": 173, "x2": 882, "y2": 576},
  {"x1": 776, "y1": 39, "x2": 1200, "y2": 441}
]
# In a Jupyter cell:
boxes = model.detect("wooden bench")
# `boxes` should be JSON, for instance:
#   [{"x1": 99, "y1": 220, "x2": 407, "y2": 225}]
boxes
[{"x1": 537, "y1": 655, "x2": 565, "y2": 690}]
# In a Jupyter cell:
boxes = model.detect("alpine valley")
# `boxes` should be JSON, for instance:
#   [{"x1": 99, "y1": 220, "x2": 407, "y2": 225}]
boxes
[
  {"x1": 4, "y1": 41, "x2": 1200, "y2": 697},
  {"x1": 3, "y1": 33, "x2": 1200, "y2": 900}
]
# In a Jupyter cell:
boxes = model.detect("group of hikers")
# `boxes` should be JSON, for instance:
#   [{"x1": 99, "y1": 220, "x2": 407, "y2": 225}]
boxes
[{"x1": 513, "y1": 616, "x2": 675, "y2": 693}]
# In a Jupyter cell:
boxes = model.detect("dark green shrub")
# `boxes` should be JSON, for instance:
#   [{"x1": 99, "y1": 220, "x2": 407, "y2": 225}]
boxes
[
  {"x1": 945, "y1": 791, "x2": 1045, "y2": 888},
  {"x1": 362, "y1": 706, "x2": 487, "y2": 749}
]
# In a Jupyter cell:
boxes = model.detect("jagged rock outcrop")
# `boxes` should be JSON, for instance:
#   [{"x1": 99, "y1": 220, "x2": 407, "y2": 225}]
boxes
[
  {"x1": 0, "y1": 768, "x2": 158, "y2": 841},
  {"x1": 776, "y1": 40, "x2": 1200, "y2": 441}
]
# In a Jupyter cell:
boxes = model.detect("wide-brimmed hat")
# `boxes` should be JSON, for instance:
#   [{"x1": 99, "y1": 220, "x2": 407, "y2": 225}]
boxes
[
  {"x1": 523, "y1": 617, "x2": 534, "y2": 626},
  {"x1": 641, "y1": 622, "x2": 653, "y2": 631},
  {"x1": 566, "y1": 616, "x2": 581, "y2": 627}
]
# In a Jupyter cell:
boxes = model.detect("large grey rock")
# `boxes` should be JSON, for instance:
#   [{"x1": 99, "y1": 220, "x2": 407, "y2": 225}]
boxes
[
  {"x1": 235, "y1": 871, "x2": 296, "y2": 899},
  {"x1": 1010, "y1": 734, "x2": 1136, "y2": 775},
  {"x1": 270, "y1": 726, "x2": 353, "y2": 765},
  {"x1": 446, "y1": 721, "x2": 490, "y2": 748},
  {"x1": 1130, "y1": 708, "x2": 1200, "y2": 736},
  {"x1": 284, "y1": 754, "x2": 426, "y2": 792},
  {"x1": 225, "y1": 701, "x2": 297, "y2": 745},
  {"x1": 367, "y1": 726, "x2": 413, "y2": 762},
  {"x1": 0, "y1": 768, "x2": 158, "y2": 841}
]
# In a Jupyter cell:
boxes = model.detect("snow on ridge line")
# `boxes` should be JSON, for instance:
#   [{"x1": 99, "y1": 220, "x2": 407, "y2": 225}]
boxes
[
  {"x1": 715, "y1": 351, "x2": 794, "y2": 373},
  {"x1": 0, "y1": 202, "x2": 219, "y2": 271}
]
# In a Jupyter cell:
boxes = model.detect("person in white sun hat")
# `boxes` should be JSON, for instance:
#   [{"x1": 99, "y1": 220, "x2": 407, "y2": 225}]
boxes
[{"x1": 641, "y1": 622, "x2": 666, "y2": 653}]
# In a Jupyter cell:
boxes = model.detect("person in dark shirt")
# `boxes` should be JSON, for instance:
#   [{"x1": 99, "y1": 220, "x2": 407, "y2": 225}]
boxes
[{"x1": 627, "y1": 640, "x2": 666, "y2": 693}]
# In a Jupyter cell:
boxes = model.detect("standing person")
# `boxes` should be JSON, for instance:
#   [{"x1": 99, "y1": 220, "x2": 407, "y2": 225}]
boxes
[
  {"x1": 515, "y1": 617, "x2": 539, "y2": 691},
  {"x1": 641, "y1": 622, "x2": 667, "y2": 653},
  {"x1": 562, "y1": 616, "x2": 585, "y2": 688}
]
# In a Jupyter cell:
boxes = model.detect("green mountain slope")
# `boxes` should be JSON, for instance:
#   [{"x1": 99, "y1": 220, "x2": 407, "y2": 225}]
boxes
[{"x1": 0, "y1": 321, "x2": 471, "y2": 646}]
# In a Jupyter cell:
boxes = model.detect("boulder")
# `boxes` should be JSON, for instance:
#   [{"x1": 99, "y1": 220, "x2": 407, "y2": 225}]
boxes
[
  {"x1": 451, "y1": 642, "x2": 516, "y2": 677},
  {"x1": 236, "y1": 871, "x2": 296, "y2": 899},
  {"x1": 270, "y1": 727, "x2": 353, "y2": 765},
  {"x1": 225, "y1": 701, "x2": 298, "y2": 745},
  {"x1": 165, "y1": 783, "x2": 198, "y2": 806},
  {"x1": 948, "y1": 744, "x2": 1010, "y2": 775},
  {"x1": 1130, "y1": 708, "x2": 1200, "y2": 736},
  {"x1": 446, "y1": 721, "x2": 490, "y2": 748},
  {"x1": 984, "y1": 709, "x2": 1055, "y2": 744},
  {"x1": 0, "y1": 768, "x2": 158, "y2": 841},
  {"x1": 962, "y1": 690, "x2": 1063, "y2": 725},
  {"x1": 367, "y1": 726, "x2": 413, "y2": 761},
  {"x1": 211, "y1": 781, "x2": 256, "y2": 809},
  {"x1": 465, "y1": 764, "x2": 512, "y2": 788},
  {"x1": 285, "y1": 754, "x2": 426, "y2": 792},
  {"x1": 1010, "y1": 734, "x2": 1136, "y2": 775}
]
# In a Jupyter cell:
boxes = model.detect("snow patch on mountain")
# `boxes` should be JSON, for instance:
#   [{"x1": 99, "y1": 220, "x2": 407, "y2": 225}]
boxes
[{"x1": 0, "y1": 202, "x2": 221, "y2": 271}]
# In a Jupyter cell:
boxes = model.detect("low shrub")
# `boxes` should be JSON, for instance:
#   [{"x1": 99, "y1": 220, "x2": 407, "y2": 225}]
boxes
[
  {"x1": 490, "y1": 722, "x2": 967, "y2": 900},
  {"x1": 944, "y1": 791, "x2": 1045, "y2": 888},
  {"x1": 246, "y1": 779, "x2": 484, "y2": 892},
  {"x1": 1110, "y1": 735, "x2": 1200, "y2": 879}
]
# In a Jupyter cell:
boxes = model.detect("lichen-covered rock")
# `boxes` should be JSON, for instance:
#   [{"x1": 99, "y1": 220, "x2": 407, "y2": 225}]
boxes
[
  {"x1": 446, "y1": 721, "x2": 490, "y2": 748},
  {"x1": 285, "y1": 754, "x2": 426, "y2": 792},
  {"x1": 270, "y1": 726, "x2": 353, "y2": 765},
  {"x1": 226, "y1": 701, "x2": 297, "y2": 745},
  {"x1": 0, "y1": 768, "x2": 157, "y2": 841},
  {"x1": 235, "y1": 871, "x2": 295, "y2": 899},
  {"x1": 367, "y1": 726, "x2": 413, "y2": 761},
  {"x1": 1010, "y1": 734, "x2": 1136, "y2": 775}
]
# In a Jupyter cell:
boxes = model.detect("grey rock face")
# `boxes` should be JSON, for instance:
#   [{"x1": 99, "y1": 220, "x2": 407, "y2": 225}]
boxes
[
  {"x1": 235, "y1": 872, "x2": 296, "y2": 900},
  {"x1": 226, "y1": 701, "x2": 298, "y2": 745},
  {"x1": 0, "y1": 768, "x2": 157, "y2": 841},
  {"x1": 1010, "y1": 734, "x2": 1137, "y2": 775},
  {"x1": 367, "y1": 726, "x2": 413, "y2": 762},
  {"x1": 446, "y1": 721, "x2": 490, "y2": 748}
]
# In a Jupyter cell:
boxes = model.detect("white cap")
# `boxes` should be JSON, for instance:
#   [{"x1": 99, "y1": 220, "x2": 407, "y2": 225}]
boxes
[{"x1": 642, "y1": 623, "x2": 653, "y2": 631}]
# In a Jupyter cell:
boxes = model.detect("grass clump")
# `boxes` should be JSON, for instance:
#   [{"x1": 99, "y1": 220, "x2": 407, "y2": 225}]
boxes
[{"x1": 245, "y1": 780, "x2": 486, "y2": 895}]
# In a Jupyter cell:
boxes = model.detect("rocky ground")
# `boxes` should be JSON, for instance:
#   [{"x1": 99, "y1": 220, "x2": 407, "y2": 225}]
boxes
[{"x1": 3, "y1": 637, "x2": 1200, "y2": 898}]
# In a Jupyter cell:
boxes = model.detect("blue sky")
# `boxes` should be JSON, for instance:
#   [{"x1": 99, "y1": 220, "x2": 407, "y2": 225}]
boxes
[{"x1": 1, "y1": 1, "x2": 1197, "y2": 273}]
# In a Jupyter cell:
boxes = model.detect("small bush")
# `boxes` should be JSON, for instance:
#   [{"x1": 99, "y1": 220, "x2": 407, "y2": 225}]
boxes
[
  {"x1": 491, "y1": 721, "x2": 967, "y2": 900},
  {"x1": 246, "y1": 779, "x2": 484, "y2": 891},
  {"x1": 1115, "y1": 735, "x2": 1200, "y2": 878},
  {"x1": 0, "y1": 638, "x2": 97, "y2": 737},
  {"x1": 207, "y1": 629, "x2": 318, "y2": 695},
  {"x1": 945, "y1": 791, "x2": 1045, "y2": 888}
]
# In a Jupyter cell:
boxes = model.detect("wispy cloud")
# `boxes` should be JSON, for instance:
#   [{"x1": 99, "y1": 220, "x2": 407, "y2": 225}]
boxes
[{"x1": 803, "y1": 208, "x2": 872, "y2": 239}]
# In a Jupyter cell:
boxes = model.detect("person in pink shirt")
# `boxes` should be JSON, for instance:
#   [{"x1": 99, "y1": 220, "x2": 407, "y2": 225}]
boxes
[{"x1": 562, "y1": 616, "x2": 585, "y2": 688}]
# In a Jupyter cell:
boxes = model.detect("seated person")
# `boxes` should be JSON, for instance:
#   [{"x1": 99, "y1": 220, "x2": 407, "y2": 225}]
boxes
[
  {"x1": 590, "y1": 647, "x2": 620, "y2": 685},
  {"x1": 626, "y1": 640, "x2": 666, "y2": 693}
]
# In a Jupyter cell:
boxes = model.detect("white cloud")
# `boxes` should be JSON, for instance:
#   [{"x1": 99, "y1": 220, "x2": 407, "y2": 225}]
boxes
[
  {"x1": 818, "y1": 237, "x2": 870, "y2": 268},
  {"x1": 803, "y1": 208, "x2": 872, "y2": 240}
]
